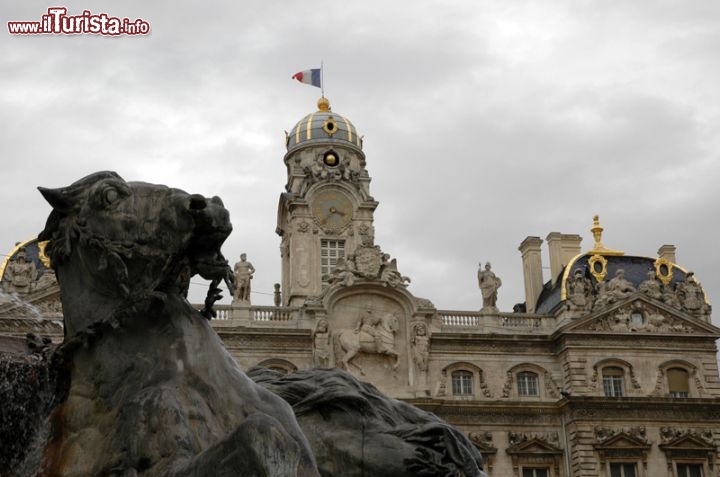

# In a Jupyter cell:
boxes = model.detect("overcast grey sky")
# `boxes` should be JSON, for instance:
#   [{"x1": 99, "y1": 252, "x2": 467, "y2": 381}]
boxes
[{"x1": 2, "y1": 1, "x2": 719, "y2": 327}]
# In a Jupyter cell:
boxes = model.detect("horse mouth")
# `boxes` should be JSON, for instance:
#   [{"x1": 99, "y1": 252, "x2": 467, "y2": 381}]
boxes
[{"x1": 187, "y1": 229, "x2": 232, "y2": 281}]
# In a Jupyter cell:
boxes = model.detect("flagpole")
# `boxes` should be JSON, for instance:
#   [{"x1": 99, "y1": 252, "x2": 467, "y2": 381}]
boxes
[{"x1": 321, "y1": 60, "x2": 324, "y2": 98}]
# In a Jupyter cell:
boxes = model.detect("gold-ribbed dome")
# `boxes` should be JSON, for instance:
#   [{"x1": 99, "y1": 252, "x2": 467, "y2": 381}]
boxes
[{"x1": 285, "y1": 98, "x2": 362, "y2": 152}]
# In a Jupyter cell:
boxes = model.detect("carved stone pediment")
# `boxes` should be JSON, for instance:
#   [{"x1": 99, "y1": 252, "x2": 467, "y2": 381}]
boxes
[
  {"x1": 593, "y1": 426, "x2": 651, "y2": 464},
  {"x1": 594, "y1": 426, "x2": 650, "y2": 446},
  {"x1": 507, "y1": 432, "x2": 563, "y2": 454},
  {"x1": 659, "y1": 429, "x2": 716, "y2": 464},
  {"x1": 507, "y1": 432, "x2": 564, "y2": 477},
  {"x1": 563, "y1": 296, "x2": 720, "y2": 336},
  {"x1": 660, "y1": 428, "x2": 714, "y2": 448}
]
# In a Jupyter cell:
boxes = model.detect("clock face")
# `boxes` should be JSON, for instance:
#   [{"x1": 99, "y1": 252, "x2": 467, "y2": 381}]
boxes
[{"x1": 311, "y1": 190, "x2": 353, "y2": 232}]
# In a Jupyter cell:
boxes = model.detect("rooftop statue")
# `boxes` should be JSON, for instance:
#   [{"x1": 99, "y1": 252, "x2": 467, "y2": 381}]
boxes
[
  {"x1": 232, "y1": 252, "x2": 255, "y2": 304},
  {"x1": 478, "y1": 261, "x2": 501, "y2": 312},
  {"x1": 32, "y1": 172, "x2": 319, "y2": 477}
]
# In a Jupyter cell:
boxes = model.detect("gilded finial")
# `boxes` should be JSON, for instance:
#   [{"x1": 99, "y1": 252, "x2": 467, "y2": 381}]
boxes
[
  {"x1": 317, "y1": 97, "x2": 331, "y2": 112},
  {"x1": 589, "y1": 215, "x2": 624, "y2": 256},
  {"x1": 591, "y1": 215, "x2": 604, "y2": 250}
]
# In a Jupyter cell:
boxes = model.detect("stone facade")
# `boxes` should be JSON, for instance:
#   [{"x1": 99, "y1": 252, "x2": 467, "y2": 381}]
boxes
[{"x1": 1, "y1": 98, "x2": 719, "y2": 477}]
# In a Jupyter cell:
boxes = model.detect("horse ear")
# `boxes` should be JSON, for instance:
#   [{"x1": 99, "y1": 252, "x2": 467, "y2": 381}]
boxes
[{"x1": 38, "y1": 186, "x2": 74, "y2": 213}]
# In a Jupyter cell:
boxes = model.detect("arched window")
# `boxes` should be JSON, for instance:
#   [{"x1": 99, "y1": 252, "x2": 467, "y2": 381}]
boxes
[
  {"x1": 452, "y1": 370, "x2": 474, "y2": 396},
  {"x1": 667, "y1": 368, "x2": 690, "y2": 398},
  {"x1": 603, "y1": 367, "x2": 625, "y2": 397},
  {"x1": 517, "y1": 371, "x2": 539, "y2": 396},
  {"x1": 255, "y1": 358, "x2": 297, "y2": 375}
]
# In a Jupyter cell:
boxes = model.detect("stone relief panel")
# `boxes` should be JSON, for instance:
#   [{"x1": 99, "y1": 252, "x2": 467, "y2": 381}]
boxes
[
  {"x1": 328, "y1": 293, "x2": 409, "y2": 395},
  {"x1": 294, "y1": 148, "x2": 367, "y2": 199}
]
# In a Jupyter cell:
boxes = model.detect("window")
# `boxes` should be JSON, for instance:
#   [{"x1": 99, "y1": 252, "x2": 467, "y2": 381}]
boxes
[
  {"x1": 603, "y1": 367, "x2": 625, "y2": 397},
  {"x1": 676, "y1": 463, "x2": 703, "y2": 477},
  {"x1": 667, "y1": 368, "x2": 690, "y2": 398},
  {"x1": 320, "y1": 239, "x2": 345, "y2": 286},
  {"x1": 452, "y1": 370, "x2": 473, "y2": 396},
  {"x1": 522, "y1": 468, "x2": 548, "y2": 477},
  {"x1": 517, "y1": 371, "x2": 539, "y2": 396},
  {"x1": 610, "y1": 463, "x2": 637, "y2": 477},
  {"x1": 630, "y1": 312, "x2": 644, "y2": 328}
]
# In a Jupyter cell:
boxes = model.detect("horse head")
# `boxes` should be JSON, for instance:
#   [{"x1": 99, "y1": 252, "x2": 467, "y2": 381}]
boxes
[{"x1": 38, "y1": 171, "x2": 233, "y2": 334}]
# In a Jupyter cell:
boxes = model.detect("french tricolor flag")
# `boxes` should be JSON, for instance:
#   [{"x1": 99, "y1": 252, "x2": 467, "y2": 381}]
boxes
[{"x1": 292, "y1": 68, "x2": 322, "y2": 88}]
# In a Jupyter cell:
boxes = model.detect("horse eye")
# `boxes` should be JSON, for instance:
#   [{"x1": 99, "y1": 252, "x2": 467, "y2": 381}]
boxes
[{"x1": 104, "y1": 188, "x2": 119, "y2": 205}]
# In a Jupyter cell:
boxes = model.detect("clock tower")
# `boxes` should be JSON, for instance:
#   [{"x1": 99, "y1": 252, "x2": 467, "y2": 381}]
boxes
[{"x1": 277, "y1": 97, "x2": 378, "y2": 306}]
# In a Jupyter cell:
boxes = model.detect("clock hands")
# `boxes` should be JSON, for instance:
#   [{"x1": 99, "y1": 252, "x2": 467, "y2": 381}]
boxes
[{"x1": 320, "y1": 206, "x2": 346, "y2": 225}]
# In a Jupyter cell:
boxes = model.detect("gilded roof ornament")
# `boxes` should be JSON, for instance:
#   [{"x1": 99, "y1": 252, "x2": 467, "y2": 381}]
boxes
[
  {"x1": 317, "y1": 97, "x2": 331, "y2": 112},
  {"x1": 589, "y1": 215, "x2": 624, "y2": 256}
]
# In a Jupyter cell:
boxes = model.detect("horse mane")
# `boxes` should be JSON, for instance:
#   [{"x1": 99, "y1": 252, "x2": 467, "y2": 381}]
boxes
[{"x1": 38, "y1": 171, "x2": 124, "y2": 267}]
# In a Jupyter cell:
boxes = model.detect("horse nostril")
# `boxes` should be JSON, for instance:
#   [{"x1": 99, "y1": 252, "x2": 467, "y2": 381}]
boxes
[{"x1": 188, "y1": 194, "x2": 207, "y2": 211}]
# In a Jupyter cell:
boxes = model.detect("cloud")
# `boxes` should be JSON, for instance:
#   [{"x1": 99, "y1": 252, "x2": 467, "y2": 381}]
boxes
[{"x1": 1, "y1": 0, "x2": 718, "y2": 330}]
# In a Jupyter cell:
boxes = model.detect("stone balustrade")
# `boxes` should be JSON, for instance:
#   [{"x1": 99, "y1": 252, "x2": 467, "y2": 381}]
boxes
[
  {"x1": 201, "y1": 305, "x2": 301, "y2": 324},
  {"x1": 438, "y1": 310, "x2": 555, "y2": 333},
  {"x1": 201, "y1": 304, "x2": 554, "y2": 333},
  {"x1": 251, "y1": 306, "x2": 298, "y2": 322}
]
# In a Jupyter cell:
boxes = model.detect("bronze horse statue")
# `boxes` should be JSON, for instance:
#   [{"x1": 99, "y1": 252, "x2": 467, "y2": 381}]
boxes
[
  {"x1": 334, "y1": 312, "x2": 400, "y2": 375},
  {"x1": 32, "y1": 172, "x2": 319, "y2": 477}
]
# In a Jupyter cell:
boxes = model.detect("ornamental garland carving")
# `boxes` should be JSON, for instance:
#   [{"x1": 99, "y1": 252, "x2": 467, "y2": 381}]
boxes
[
  {"x1": 436, "y1": 369, "x2": 448, "y2": 397},
  {"x1": 502, "y1": 371, "x2": 513, "y2": 398},
  {"x1": 296, "y1": 221, "x2": 311, "y2": 233},
  {"x1": 479, "y1": 376, "x2": 493, "y2": 398},
  {"x1": 544, "y1": 372, "x2": 560, "y2": 399}
]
